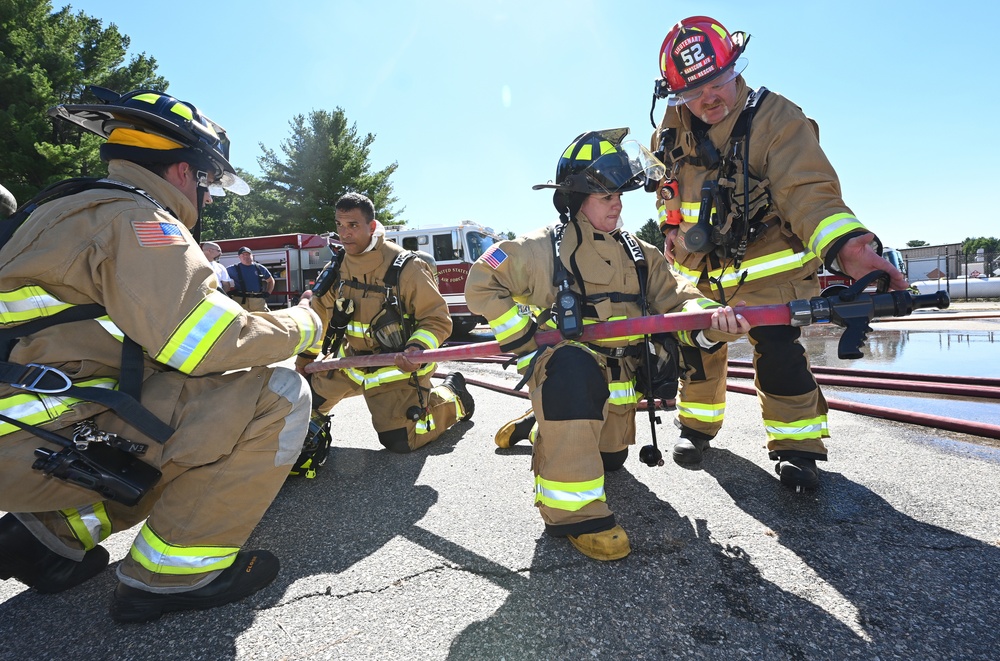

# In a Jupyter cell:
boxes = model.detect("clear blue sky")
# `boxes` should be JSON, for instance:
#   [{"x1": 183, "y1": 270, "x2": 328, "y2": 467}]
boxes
[{"x1": 64, "y1": 0, "x2": 998, "y2": 248}]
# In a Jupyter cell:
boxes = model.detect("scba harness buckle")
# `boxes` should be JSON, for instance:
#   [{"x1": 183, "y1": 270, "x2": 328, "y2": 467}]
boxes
[{"x1": 11, "y1": 363, "x2": 72, "y2": 394}]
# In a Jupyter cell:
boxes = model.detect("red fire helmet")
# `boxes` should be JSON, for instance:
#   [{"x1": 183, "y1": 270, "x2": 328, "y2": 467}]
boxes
[{"x1": 658, "y1": 16, "x2": 749, "y2": 105}]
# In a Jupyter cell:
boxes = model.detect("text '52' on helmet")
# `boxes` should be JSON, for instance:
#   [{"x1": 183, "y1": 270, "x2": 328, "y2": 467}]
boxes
[
  {"x1": 48, "y1": 86, "x2": 249, "y2": 196},
  {"x1": 532, "y1": 128, "x2": 665, "y2": 197},
  {"x1": 656, "y1": 16, "x2": 749, "y2": 107}
]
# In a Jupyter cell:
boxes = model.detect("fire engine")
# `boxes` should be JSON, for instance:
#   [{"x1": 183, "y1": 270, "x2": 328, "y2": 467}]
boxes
[
  {"x1": 382, "y1": 220, "x2": 503, "y2": 335},
  {"x1": 216, "y1": 233, "x2": 334, "y2": 309},
  {"x1": 215, "y1": 221, "x2": 503, "y2": 336}
]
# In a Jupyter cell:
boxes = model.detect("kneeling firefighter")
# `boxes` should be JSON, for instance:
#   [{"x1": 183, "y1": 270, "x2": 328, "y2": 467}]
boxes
[
  {"x1": 466, "y1": 128, "x2": 749, "y2": 561},
  {"x1": 0, "y1": 87, "x2": 321, "y2": 621},
  {"x1": 297, "y1": 192, "x2": 474, "y2": 456}
]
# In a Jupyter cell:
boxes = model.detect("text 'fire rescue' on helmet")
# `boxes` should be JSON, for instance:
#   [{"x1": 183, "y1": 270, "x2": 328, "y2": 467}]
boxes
[
  {"x1": 48, "y1": 86, "x2": 249, "y2": 197},
  {"x1": 656, "y1": 16, "x2": 750, "y2": 107}
]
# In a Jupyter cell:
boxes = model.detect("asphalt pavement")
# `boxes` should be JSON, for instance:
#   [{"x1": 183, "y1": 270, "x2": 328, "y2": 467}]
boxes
[{"x1": 3, "y1": 312, "x2": 1000, "y2": 660}]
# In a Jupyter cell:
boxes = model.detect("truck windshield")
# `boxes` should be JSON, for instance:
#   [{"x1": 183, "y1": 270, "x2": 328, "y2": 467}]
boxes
[
  {"x1": 884, "y1": 248, "x2": 905, "y2": 274},
  {"x1": 466, "y1": 232, "x2": 497, "y2": 262}
]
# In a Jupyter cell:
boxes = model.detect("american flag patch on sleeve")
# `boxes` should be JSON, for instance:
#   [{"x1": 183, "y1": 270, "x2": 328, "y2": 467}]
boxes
[
  {"x1": 483, "y1": 246, "x2": 508, "y2": 269},
  {"x1": 132, "y1": 220, "x2": 187, "y2": 247}
]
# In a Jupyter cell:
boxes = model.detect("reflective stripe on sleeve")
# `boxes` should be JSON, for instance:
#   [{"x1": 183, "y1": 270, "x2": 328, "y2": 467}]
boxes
[
  {"x1": 95, "y1": 316, "x2": 125, "y2": 341},
  {"x1": 489, "y1": 305, "x2": 530, "y2": 343},
  {"x1": 808, "y1": 213, "x2": 866, "y2": 257},
  {"x1": 408, "y1": 328, "x2": 440, "y2": 349},
  {"x1": 676, "y1": 298, "x2": 721, "y2": 346},
  {"x1": 153, "y1": 295, "x2": 242, "y2": 373},
  {"x1": 680, "y1": 201, "x2": 700, "y2": 224},
  {"x1": 284, "y1": 305, "x2": 320, "y2": 355}
]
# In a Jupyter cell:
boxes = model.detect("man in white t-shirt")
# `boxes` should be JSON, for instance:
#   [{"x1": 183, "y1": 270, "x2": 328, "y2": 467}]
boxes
[{"x1": 201, "y1": 241, "x2": 234, "y2": 293}]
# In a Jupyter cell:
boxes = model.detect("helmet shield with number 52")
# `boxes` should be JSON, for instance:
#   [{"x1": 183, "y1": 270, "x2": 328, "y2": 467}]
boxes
[{"x1": 658, "y1": 16, "x2": 749, "y2": 107}]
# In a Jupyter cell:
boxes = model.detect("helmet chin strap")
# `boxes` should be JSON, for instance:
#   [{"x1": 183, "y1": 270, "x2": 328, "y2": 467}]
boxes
[{"x1": 193, "y1": 169, "x2": 211, "y2": 243}]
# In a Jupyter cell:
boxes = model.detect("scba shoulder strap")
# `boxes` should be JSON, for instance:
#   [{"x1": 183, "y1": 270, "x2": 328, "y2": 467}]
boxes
[
  {"x1": 370, "y1": 250, "x2": 419, "y2": 352},
  {"x1": 385, "y1": 250, "x2": 417, "y2": 288},
  {"x1": 332, "y1": 250, "x2": 419, "y2": 354},
  {"x1": 0, "y1": 177, "x2": 163, "y2": 249}
]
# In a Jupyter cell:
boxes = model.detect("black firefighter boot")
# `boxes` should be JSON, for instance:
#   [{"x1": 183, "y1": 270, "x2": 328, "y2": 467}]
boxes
[
  {"x1": 775, "y1": 456, "x2": 820, "y2": 490},
  {"x1": 672, "y1": 427, "x2": 714, "y2": 465},
  {"x1": 443, "y1": 372, "x2": 475, "y2": 421},
  {"x1": 111, "y1": 549, "x2": 281, "y2": 623},
  {"x1": 0, "y1": 513, "x2": 110, "y2": 593}
]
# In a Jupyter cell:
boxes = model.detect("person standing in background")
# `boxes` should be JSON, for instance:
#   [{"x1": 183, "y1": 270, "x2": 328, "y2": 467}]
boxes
[{"x1": 228, "y1": 246, "x2": 274, "y2": 311}]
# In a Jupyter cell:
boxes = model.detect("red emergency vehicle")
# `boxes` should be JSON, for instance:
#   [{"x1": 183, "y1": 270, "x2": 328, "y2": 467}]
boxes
[
  {"x1": 216, "y1": 222, "x2": 503, "y2": 335},
  {"x1": 382, "y1": 220, "x2": 502, "y2": 335},
  {"x1": 216, "y1": 233, "x2": 334, "y2": 309}
]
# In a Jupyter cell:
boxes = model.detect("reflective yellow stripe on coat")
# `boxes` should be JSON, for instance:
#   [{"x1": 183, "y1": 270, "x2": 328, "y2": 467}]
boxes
[
  {"x1": 0, "y1": 378, "x2": 118, "y2": 437},
  {"x1": 0, "y1": 286, "x2": 73, "y2": 324},
  {"x1": 489, "y1": 305, "x2": 530, "y2": 344},
  {"x1": 153, "y1": 293, "x2": 242, "y2": 373}
]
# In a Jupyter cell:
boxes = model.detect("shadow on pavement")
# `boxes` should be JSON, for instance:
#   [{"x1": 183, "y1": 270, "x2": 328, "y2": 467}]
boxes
[
  {"x1": 699, "y1": 449, "x2": 1000, "y2": 659},
  {"x1": 0, "y1": 424, "x2": 470, "y2": 659},
  {"x1": 448, "y1": 464, "x2": 870, "y2": 659}
]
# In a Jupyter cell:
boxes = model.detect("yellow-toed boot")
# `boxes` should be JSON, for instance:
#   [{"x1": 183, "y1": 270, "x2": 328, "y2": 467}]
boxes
[
  {"x1": 494, "y1": 408, "x2": 536, "y2": 448},
  {"x1": 568, "y1": 525, "x2": 631, "y2": 561}
]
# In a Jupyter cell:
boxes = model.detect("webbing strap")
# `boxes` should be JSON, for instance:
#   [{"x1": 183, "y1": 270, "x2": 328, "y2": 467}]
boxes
[{"x1": 0, "y1": 361, "x2": 173, "y2": 442}]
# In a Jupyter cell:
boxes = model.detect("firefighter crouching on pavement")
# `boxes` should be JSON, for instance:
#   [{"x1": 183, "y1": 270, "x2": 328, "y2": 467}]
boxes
[
  {"x1": 298, "y1": 193, "x2": 474, "y2": 454},
  {"x1": 650, "y1": 16, "x2": 908, "y2": 489},
  {"x1": 465, "y1": 129, "x2": 749, "y2": 561},
  {"x1": 0, "y1": 88, "x2": 321, "y2": 622}
]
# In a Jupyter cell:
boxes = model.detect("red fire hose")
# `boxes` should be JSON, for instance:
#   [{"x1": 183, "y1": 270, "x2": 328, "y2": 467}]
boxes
[{"x1": 306, "y1": 304, "x2": 793, "y2": 373}]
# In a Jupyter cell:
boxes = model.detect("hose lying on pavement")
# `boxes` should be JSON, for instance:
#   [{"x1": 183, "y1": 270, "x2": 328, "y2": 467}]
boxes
[{"x1": 437, "y1": 369, "x2": 1000, "y2": 441}]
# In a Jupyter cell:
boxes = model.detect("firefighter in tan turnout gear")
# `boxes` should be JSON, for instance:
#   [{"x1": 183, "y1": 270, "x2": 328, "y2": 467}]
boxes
[
  {"x1": 299, "y1": 193, "x2": 474, "y2": 454},
  {"x1": 650, "y1": 16, "x2": 908, "y2": 489},
  {"x1": 0, "y1": 87, "x2": 322, "y2": 622},
  {"x1": 466, "y1": 129, "x2": 749, "y2": 561}
]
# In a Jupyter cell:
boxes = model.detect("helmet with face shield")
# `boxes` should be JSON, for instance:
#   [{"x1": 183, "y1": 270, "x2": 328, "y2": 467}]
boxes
[
  {"x1": 532, "y1": 127, "x2": 665, "y2": 221},
  {"x1": 49, "y1": 86, "x2": 249, "y2": 198},
  {"x1": 656, "y1": 16, "x2": 749, "y2": 107}
]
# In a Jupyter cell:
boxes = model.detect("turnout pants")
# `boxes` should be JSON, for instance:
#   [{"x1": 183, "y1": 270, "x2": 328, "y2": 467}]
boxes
[
  {"x1": 309, "y1": 363, "x2": 463, "y2": 453},
  {"x1": 0, "y1": 366, "x2": 311, "y2": 591},
  {"x1": 677, "y1": 276, "x2": 829, "y2": 458},
  {"x1": 233, "y1": 295, "x2": 270, "y2": 313},
  {"x1": 527, "y1": 343, "x2": 638, "y2": 537}
]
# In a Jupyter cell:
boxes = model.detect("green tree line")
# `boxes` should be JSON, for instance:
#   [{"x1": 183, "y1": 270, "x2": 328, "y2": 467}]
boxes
[{"x1": 1, "y1": 0, "x2": 400, "y2": 240}]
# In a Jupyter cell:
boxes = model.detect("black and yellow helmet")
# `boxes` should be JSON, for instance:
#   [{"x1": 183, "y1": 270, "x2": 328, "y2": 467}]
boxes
[
  {"x1": 532, "y1": 127, "x2": 664, "y2": 219},
  {"x1": 49, "y1": 86, "x2": 249, "y2": 196}
]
